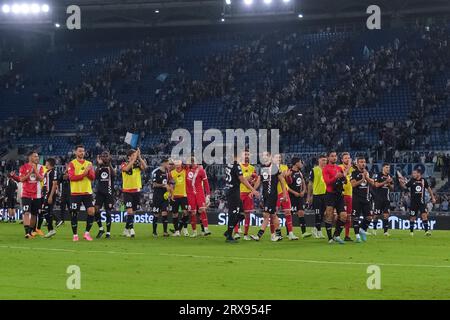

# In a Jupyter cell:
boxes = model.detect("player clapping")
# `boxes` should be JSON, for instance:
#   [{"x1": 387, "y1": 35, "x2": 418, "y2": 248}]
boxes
[
  {"x1": 94, "y1": 151, "x2": 116, "y2": 239},
  {"x1": 16, "y1": 151, "x2": 44, "y2": 238},
  {"x1": 322, "y1": 151, "x2": 348, "y2": 244},
  {"x1": 121, "y1": 148, "x2": 148, "y2": 238},
  {"x1": 372, "y1": 163, "x2": 394, "y2": 236},
  {"x1": 399, "y1": 169, "x2": 436, "y2": 236},
  {"x1": 287, "y1": 157, "x2": 312, "y2": 239},
  {"x1": 68, "y1": 145, "x2": 96, "y2": 242},
  {"x1": 350, "y1": 157, "x2": 376, "y2": 242},
  {"x1": 151, "y1": 158, "x2": 171, "y2": 237}
]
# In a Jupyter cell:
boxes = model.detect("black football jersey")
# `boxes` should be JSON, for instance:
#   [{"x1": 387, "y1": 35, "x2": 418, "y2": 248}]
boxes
[
  {"x1": 351, "y1": 169, "x2": 371, "y2": 202},
  {"x1": 96, "y1": 165, "x2": 115, "y2": 195},
  {"x1": 152, "y1": 167, "x2": 169, "y2": 198},
  {"x1": 5, "y1": 179, "x2": 17, "y2": 197},
  {"x1": 58, "y1": 174, "x2": 71, "y2": 198},
  {"x1": 288, "y1": 169, "x2": 304, "y2": 193},
  {"x1": 260, "y1": 164, "x2": 281, "y2": 198},
  {"x1": 373, "y1": 173, "x2": 391, "y2": 201},
  {"x1": 224, "y1": 161, "x2": 243, "y2": 197},
  {"x1": 43, "y1": 168, "x2": 57, "y2": 198},
  {"x1": 405, "y1": 178, "x2": 429, "y2": 205}
]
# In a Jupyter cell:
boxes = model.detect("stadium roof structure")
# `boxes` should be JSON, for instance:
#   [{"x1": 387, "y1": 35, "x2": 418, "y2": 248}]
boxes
[
  {"x1": 57, "y1": 0, "x2": 450, "y2": 27},
  {"x1": 1, "y1": 0, "x2": 448, "y2": 29}
]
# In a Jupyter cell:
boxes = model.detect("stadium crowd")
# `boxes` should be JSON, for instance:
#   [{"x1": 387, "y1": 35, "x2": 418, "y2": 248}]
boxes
[
  {"x1": 1, "y1": 24, "x2": 448, "y2": 159},
  {"x1": 1, "y1": 23, "x2": 450, "y2": 240}
]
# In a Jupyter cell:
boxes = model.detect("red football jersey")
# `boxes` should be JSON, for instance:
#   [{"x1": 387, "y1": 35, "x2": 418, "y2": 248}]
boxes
[
  {"x1": 322, "y1": 164, "x2": 343, "y2": 193},
  {"x1": 186, "y1": 166, "x2": 210, "y2": 196},
  {"x1": 19, "y1": 163, "x2": 44, "y2": 199}
]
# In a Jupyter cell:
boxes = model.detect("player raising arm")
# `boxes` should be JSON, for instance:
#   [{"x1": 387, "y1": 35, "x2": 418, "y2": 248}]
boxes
[{"x1": 121, "y1": 148, "x2": 148, "y2": 238}]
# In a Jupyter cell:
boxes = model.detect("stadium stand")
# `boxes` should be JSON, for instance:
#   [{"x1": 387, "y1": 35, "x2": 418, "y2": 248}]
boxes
[
  {"x1": 1, "y1": 23, "x2": 449, "y2": 159},
  {"x1": 4, "y1": 21, "x2": 449, "y2": 210}
]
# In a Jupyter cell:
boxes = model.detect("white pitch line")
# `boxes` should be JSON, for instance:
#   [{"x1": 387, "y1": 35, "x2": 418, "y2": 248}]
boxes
[
  {"x1": 0, "y1": 245, "x2": 144, "y2": 256},
  {"x1": 85, "y1": 250, "x2": 144, "y2": 255},
  {"x1": 1, "y1": 245, "x2": 449, "y2": 269},
  {"x1": 159, "y1": 253, "x2": 450, "y2": 269}
]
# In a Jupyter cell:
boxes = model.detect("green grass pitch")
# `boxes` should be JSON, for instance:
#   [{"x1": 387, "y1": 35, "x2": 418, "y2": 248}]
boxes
[{"x1": 0, "y1": 222, "x2": 449, "y2": 300}]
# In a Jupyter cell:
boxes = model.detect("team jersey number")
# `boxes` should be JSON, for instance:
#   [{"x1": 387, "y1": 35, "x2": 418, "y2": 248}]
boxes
[{"x1": 225, "y1": 168, "x2": 232, "y2": 183}]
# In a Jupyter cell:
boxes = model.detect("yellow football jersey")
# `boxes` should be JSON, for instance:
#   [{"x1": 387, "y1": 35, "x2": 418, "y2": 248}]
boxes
[
  {"x1": 311, "y1": 166, "x2": 326, "y2": 195},
  {"x1": 40, "y1": 166, "x2": 48, "y2": 188},
  {"x1": 340, "y1": 164, "x2": 354, "y2": 196},
  {"x1": 240, "y1": 163, "x2": 255, "y2": 193},
  {"x1": 277, "y1": 164, "x2": 289, "y2": 195},
  {"x1": 69, "y1": 159, "x2": 94, "y2": 195},
  {"x1": 171, "y1": 168, "x2": 187, "y2": 197},
  {"x1": 121, "y1": 162, "x2": 142, "y2": 192}
]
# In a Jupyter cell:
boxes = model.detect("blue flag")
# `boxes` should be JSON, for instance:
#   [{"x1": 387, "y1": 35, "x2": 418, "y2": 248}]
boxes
[
  {"x1": 124, "y1": 132, "x2": 139, "y2": 148},
  {"x1": 156, "y1": 73, "x2": 168, "y2": 82}
]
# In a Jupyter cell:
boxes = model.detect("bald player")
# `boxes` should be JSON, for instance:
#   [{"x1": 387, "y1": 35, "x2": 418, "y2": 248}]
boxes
[
  {"x1": 339, "y1": 152, "x2": 354, "y2": 241},
  {"x1": 170, "y1": 159, "x2": 190, "y2": 237},
  {"x1": 233, "y1": 149, "x2": 259, "y2": 240},
  {"x1": 273, "y1": 153, "x2": 298, "y2": 240}
]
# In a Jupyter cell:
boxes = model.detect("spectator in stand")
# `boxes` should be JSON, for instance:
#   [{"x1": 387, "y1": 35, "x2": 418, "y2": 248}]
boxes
[{"x1": 441, "y1": 196, "x2": 449, "y2": 211}]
